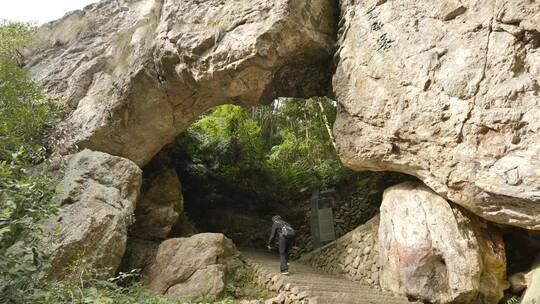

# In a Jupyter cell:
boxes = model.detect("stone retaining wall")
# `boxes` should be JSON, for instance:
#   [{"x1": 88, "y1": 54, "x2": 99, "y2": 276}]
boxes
[
  {"x1": 299, "y1": 215, "x2": 381, "y2": 289},
  {"x1": 245, "y1": 259, "x2": 315, "y2": 304}
]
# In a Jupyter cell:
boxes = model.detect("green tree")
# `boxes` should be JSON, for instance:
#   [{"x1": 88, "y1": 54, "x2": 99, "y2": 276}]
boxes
[
  {"x1": 265, "y1": 97, "x2": 349, "y2": 191},
  {"x1": 171, "y1": 97, "x2": 353, "y2": 238},
  {"x1": 0, "y1": 21, "x2": 60, "y2": 303},
  {"x1": 0, "y1": 20, "x2": 36, "y2": 66}
]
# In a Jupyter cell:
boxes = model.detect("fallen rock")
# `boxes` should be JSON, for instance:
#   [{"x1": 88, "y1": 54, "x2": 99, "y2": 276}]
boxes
[
  {"x1": 508, "y1": 272, "x2": 527, "y2": 293},
  {"x1": 521, "y1": 255, "x2": 540, "y2": 304},
  {"x1": 379, "y1": 182, "x2": 507, "y2": 304},
  {"x1": 43, "y1": 149, "x2": 142, "y2": 279},
  {"x1": 28, "y1": 0, "x2": 337, "y2": 166},
  {"x1": 143, "y1": 233, "x2": 239, "y2": 300},
  {"x1": 334, "y1": 0, "x2": 540, "y2": 230},
  {"x1": 130, "y1": 168, "x2": 183, "y2": 239}
]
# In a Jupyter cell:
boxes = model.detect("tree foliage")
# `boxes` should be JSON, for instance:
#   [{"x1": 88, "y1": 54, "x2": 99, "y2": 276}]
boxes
[
  {"x1": 0, "y1": 20, "x2": 36, "y2": 66},
  {"x1": 0, "y1": 21, "x2": 60, "y2": 303},
  {"x1": 171, "y1": 97, "x2": 353, "y2": 229}
]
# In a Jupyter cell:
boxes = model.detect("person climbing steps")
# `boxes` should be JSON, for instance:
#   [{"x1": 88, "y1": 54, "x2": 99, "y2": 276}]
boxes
[{"x1": 267, "y1": 215, "x2": 296, "y2": 275}]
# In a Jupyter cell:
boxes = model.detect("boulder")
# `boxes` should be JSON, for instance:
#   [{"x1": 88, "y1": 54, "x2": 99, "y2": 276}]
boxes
[
  {"x1": 143, "y1": 233, "x2": 239, "y2": 300},
  {"x1": 521, "y1": 255, "x2": 540, "y2": 304},
  {"x1": 131, "y1": 168, "x2": 183, "y2": 239},
  {"x1": 43, "y1": 149, "x2": 142, "y2": 279},
  {"x1": 508, "y1": 272, "x2": 527, "y2": 293},
  {"x1": 28, "y1": 0, "x2": 337, "y2": 166},
  {"x1": 379, "y1": 182, "x2": 507, "y2": 304},
  {"x1": 333, "y1": 0, "x2": 540, "y2": 230}
]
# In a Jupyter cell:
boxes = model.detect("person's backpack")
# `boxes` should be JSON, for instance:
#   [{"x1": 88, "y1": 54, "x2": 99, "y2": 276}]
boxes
[{"x1": 280, "y1": 221, "x2": 296, "y2": 238}]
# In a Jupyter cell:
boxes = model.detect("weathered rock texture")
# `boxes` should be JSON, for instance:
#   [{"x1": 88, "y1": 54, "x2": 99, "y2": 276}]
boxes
[
  {"x1": 300, "y1": 215, "x2": 382, "y2": 289},
  {"x1": 43, "y1": 149, "x2": 142, "y2": 279},
  {"x1": 143, "y1": 233, "x2": 239, "y2": 300},
  {"x1": 28, "y1": 0, "x2": 337, "y2": 166},
  {"x1": 379, "y1": 182, "x2": 507, "y2": 304},
  {"x1": 334, "y1": 0, "x2": 540, "y2": 229},
  {"x1": 131, "y1": 168, "x2": 183, "y2": 239},
  {"x1": 521, "y1": 254, "x2": 540, "y2": 304},
  {"x1": 119, "y1": 168, "x2": 183, "y2": 272}
]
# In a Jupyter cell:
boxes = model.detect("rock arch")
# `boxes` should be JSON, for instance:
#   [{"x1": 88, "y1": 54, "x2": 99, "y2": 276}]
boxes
[
  {"x1": 28, "y1": 0, "x2": 540, "y2": 231},
  {"x1": 29, "y1": 0, "x2": 338, "y2": 166},
  {"x1": 27, "y1": 3, "x2": 540, "y2": 301}
]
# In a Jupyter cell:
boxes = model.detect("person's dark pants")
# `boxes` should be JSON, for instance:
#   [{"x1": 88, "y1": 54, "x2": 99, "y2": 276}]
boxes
[{"x1": 278, "y1": 236, "x2": 293, "y2": 272}]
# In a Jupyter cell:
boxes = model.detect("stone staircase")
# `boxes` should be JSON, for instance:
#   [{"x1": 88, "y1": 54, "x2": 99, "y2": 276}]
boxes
[{"x1": 242, "y1": 249, "x2": 416, "y2": 304}]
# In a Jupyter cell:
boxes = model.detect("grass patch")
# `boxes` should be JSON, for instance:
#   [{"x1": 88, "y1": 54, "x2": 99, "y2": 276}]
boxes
[{"x1": 223, "y1": 259, "x2": 275, "y2": 301}]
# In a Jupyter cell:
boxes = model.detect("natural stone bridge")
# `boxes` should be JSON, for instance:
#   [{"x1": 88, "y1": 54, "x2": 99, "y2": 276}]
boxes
[{"x1": 27, "y1": 0, "x2": 540, "y2": 303}]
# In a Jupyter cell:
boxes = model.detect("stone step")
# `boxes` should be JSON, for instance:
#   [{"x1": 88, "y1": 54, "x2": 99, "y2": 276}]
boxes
[
  {"x1": 241, "y1": 248, "x2": 416, "y2": 304},
  {"x1": 315, "y1": 296, "x2": 412, "y2": 304},
  {"x1": 288, "y1": 284, "x2": 384, "y2": 294},
  {"x1": 270, "y1": 278, "x2": 363, "y2": 289},
  {"x1": 308, "y1": 290, "x2": 405, "y2": 300}
]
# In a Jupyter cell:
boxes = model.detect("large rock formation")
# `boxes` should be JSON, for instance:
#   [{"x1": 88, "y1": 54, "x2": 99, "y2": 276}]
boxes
[
  {"x1": 333, "y1": 0, "x2": 540, "y2": 229},
  {"x1": 121, "y1": 167, "x2": 183, "y2": 272},
  {"x1": 131, "y1": 168, "x2": 183, "y2": 239},
  {"x1": 28, "y1": 0, "x2": 337, "y2": 166},
  {"x1": 379, "y1": 182, "x2": 507, "y2": 304},
  {"x1": 43, "y1": 149, "x2": 142, "y2": 279},
  {"x1": 143, "y1": 233, "x2": 239, "y2": 300},
  {"x1": 27, "y1": 0, "x2": 540, "y2": 231}
]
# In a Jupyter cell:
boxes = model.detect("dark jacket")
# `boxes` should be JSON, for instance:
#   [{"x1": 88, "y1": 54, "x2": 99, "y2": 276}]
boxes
[{"x1": 268, "y1": 220, "x2": 291, "y2": 245}]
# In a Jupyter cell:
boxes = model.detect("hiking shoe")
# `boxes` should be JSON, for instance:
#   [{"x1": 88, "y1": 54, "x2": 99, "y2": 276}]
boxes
[{"x1": 281, "y1": 271, "x2": 289, "y2": 275}]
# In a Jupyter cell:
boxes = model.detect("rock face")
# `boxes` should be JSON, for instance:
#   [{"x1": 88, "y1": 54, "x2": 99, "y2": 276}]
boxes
[
  {"x1": 131, "y1": 168, "x2": 183, "y2": 239},
  {"x1": 143, "y1": 233, "x2": 238, "y2": 300},
  {"x1": 334, "y1": 0, "x2": 540, "y2": 230},
  {"x1": 28, "y1": 0, "x2": 540, "y2": 232},
  {"x1": 379, "y1": 182, "x2": 507, "y2": 304},
  {"x1": 521, "y1": 254, "x2": 540, "y2": 304},
  {"x1": 28, "y1": 0, "x2": 337, "y2": 166},
  {"x1": 120, "y1": 168, "x2": 183, "y2": 272},
  {"x1": 43, "y1": 149, "x2": 142, "y2": 279}
]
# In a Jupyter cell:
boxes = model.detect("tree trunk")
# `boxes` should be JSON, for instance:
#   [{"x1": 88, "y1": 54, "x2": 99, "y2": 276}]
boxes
[{"x1": 316, "y1": 98, "x2": 338, "y2": 151}]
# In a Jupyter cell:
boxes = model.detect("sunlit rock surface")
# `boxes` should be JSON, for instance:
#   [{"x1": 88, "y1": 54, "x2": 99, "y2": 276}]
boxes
[
  {"x1": 379, "y1": 182, "x2": 507, "y2": 304},
  {"x1": 143, "y1": 233, "x2": 239, "y2": 299},
  {"x1": 334, "y1": 0, "x2": 540, "y2": 229},
  {"x1": 43, "y1": 149, "x2": 142, "y2": 279},
  {"x1": 28, "y1": 0, "x2": 337, "y2": 166}
]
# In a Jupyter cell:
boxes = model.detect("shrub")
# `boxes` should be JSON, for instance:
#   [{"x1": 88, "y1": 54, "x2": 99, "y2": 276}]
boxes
[{"x1": 0, "y1": 21, "x2": 60, "y2": 304}]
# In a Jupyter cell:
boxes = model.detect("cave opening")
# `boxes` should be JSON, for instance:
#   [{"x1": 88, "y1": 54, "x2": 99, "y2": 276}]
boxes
[{"x1": 125, "y1": 96, "x2": 413, "y2": 266}]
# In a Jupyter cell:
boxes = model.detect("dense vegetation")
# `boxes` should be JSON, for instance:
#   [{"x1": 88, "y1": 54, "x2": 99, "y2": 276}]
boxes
[
  {"x1": 0, "y1": 20, "x2": 61, "y2": 303},
  {"x1": 170, "y1": 99, "x2": 355, "y2": 245},
  {"x1": 173, "y1": 98, "x2": 350, "y2": 196}
]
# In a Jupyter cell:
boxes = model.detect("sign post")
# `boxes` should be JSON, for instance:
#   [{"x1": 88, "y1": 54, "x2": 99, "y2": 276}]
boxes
[{"x1": 310, "y1": 189, "x2": 336, "y2": 249}]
